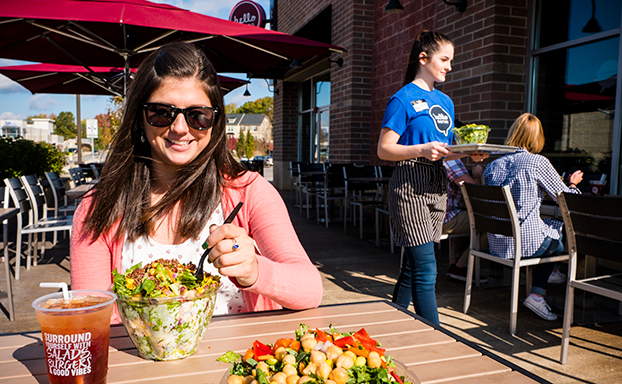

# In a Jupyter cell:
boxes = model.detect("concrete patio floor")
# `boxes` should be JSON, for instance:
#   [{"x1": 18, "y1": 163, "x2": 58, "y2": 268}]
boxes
[{"x1": 1, "y1": 177, "x2": 620, "y2": 383}]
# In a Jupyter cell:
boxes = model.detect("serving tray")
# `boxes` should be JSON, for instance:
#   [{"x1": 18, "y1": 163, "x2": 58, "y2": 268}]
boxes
[{"x1": 447, "y1": 144, "x2": 519, "y2": 154}]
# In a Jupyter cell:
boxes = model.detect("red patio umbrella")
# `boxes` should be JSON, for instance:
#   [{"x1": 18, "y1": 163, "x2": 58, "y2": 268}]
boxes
[
  {"x1": 0, "y1": 63, "x2": 249, "y2": 96},
  {"x1": 0, "y1": 0, "x2": 344, "y2": 88}
]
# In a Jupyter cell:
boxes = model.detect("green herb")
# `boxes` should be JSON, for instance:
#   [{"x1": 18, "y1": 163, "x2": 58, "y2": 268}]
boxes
[{"x1": 216, "y1": 351, "x2": 241, "y2": 364}]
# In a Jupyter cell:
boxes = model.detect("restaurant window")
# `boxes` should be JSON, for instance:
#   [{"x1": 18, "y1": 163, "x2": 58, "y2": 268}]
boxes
[
  {"x1": 298, "y1": 71, "x2": 331, "y2": 163},
  {"x1": 530, "y1": 0, "x2": 622, "y2": 194}
]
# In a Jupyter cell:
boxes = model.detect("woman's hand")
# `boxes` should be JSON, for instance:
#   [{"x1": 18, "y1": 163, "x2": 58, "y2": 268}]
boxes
[
  {"x1": 568, "y1": 170, "x2": 584, "y2": 187},
  {"x1": 421, "y1": 141, "x2": 450, "y2": 161},
  {"x1": 206, "y1": 223, "x2": 258, "y2": 287},
  {"x1": 469, "y1": 152, "x2": 489, "y2": 162}
]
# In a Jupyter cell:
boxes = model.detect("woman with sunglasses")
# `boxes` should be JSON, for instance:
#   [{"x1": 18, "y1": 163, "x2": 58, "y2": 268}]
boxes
[{"x1": 70, "y1": 42, "x2": 322, "y2": 323}]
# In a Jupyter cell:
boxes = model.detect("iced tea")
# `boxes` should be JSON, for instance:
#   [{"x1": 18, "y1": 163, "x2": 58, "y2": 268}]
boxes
[{"x1": 33, "y1": 290, "x2": 116, "y2": 384}]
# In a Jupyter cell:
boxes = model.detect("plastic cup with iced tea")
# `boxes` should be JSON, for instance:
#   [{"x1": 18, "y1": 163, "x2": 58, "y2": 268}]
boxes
[
  {"x1": 32, "y1": 290, "x2": 117, "y2": 384},
  {"x1": 589, "y1": 180, "x2": 606, "y2": 196}
]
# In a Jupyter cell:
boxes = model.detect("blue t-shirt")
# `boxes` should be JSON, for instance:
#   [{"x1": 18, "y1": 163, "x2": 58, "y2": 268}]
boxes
[{"x1": 382, "y1": 82, "x2": 455, "y2": 146}]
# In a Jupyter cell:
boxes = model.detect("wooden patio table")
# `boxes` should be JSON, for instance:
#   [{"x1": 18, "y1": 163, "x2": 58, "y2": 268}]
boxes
[
  {"x1": 66, "y1": 180, "x2": 98, "y2": 200},
  {"x1": 0, "y1": 300, "x2": 547, "y2": 383}
]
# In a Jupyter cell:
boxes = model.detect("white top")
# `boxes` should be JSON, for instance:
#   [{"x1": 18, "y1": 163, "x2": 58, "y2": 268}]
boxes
[{"x1": 120, "y1": 203, "x2": 247, "y2": 315}]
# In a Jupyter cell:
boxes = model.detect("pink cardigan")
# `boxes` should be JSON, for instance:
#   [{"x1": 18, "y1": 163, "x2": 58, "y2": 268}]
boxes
[{"x1": 70, "y1": 172, "x2": 323, "y2": 323}]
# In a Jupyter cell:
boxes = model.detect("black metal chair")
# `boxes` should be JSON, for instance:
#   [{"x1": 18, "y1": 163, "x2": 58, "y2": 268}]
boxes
[
  {"x1": 557, "y1": 192, "x2": 622, "y2": 364},
  {"x1": 343, "y1": 164, "x2": 384, "y2": 239},
  {"x1": 297, "y1": 162, "x2": 325, "y2": 218},
  {"x1": 316, "y1": 163, "x2": 346, "y2": 227}
]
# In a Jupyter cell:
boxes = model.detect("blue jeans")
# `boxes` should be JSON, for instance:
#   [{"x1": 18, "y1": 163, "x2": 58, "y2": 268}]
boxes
[
  {"x1": 529, "y1": 235, "x2": 564, "y2": 296},
  {"x1": 392, "y1": 242, "x2": 439, "y2": 325}
]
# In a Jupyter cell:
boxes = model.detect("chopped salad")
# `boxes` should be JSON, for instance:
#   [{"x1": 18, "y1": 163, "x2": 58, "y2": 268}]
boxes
[
  {"x1": 452, "y1": 124, "x2": 491, "y2": 145},
  {"x1": 112, "y1": 259, "x2": 221, "y2": 360},
  {"x1": 217, "y1": 324, "x2": 416, "y2": 384}
]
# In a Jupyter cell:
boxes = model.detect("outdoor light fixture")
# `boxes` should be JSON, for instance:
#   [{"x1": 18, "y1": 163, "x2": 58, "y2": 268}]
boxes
[
  {"x1": 384, "y1": 0, "x2": 404, "y2": 13},
  {"x1": 243, "y1": 84, "x2": 251, "y2": 97},
  {"x1": 582, "y1": 0, "x2": 602, "y2": 33},
  {"x1": 328, "y1": 57, "x2": 344, "y2": 67},
  {"x1": 442, "y1": 0, "x2": 467, "y2": 12},
  {"x1": 290, "y1": 58, "x2": 302, "y2": 68},
  {"x1": 265, "y1": 78, "x2": 279, "y2": 95}
]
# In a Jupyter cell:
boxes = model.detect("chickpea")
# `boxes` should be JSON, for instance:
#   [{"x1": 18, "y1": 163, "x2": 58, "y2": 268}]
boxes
[
  {"x1": 335, "y1": 354, "x2": 354, "y2": 369},
  {"x1": 326, "y1": 381, "x2": 337, "y2": 384},
  {"x1": 325, "y1": 345, "x2": 343, "y2": 362},
  {"x1": 325, "y1": 359, "x2": 334, "y2": 369},
  {"x1": 283, "y1": 354, "x2": 296, "y2": 365},
  {"x1": 244, "y1": 376, "x2": 255, "y2": 384},
  {"x1": 354, "y1": 356, "x2": 366, "y2": 367},
  {"x1": 256, "y1": 361, "x2": 270, "y2": 375},
  {"x1": 310, "y1": 351, "x2": 327, "y2": 365},
  {"x1": 297, "y1": 376, "x2": 313, "y2": 384},
  {"x1": 301, "y1": 337, "x2": 318, "y2": 352},
  {"x1": 285, "y1": 375, "x2": 299, "y2": 384},
  {"x1": 300, "y1": 333, "x2": 314, "y2": 341},
  {"x1": 343, "y1": 350, "x2": 357, "y2": 361},
  {"x1": 250, "y1": 380, "x2": 259, "y2": 384},
  {"x1": 274, "y1": 347, "x2": 287, "y2": 361},
  {"x1": 367, "y1": 351, "x2": 381, "y2": 369},
  {"x1": 317, "y1": 361, "x2": 332, "y2": 379},
  {"x1": 328, "y1": 367, "x2": 349, "y2": 384},
  {"x1": 227, "y1": 375, "x2": 245, "y2": 384},
  {"x1": 282, "y1": 364, "x2": 297, "y2": 377},
  {"x1": 271, "y1": 372, "x2": 287, "y2": 384},
  {"x1": 301, "y1": 362, "x2": 317, "y2": 376}
]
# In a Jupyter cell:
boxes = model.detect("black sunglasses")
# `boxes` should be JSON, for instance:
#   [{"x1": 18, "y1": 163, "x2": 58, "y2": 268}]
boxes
[{"x1": 143, "y1": 103, "x2": 218, "y2": 130}]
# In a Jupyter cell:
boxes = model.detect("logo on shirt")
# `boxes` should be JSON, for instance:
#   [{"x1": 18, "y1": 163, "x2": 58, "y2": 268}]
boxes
[{"x1": 429, "y1": 105, "x2": 452, "y2": 136}]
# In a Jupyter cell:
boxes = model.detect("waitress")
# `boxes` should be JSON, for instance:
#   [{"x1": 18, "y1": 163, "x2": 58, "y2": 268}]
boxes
[{"x1": 377, "y1": 30, "x2": 482, "y2": 324}]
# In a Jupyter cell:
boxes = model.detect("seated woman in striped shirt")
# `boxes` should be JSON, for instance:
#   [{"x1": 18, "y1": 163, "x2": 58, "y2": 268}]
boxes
[{"x1": 483, "y1": 113, "x2": 583, "y2": 321}]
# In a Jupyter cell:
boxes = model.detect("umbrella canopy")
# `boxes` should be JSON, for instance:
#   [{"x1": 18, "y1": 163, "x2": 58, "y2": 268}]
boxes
[
  {"x1": 0, "y1": 0, "x2": 344, "y2": 79},
  {"x1": 0, "y1": 63, "x2": 249, "y2": 96}
]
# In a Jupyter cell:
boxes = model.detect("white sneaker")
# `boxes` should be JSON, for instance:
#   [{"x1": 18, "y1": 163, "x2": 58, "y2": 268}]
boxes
[
  {"x1": 548, "y1": 269, "x2": 567, "y2": 284},
  {"x1": 523, "y1": 295, "x2": 557, "y2": 321}
]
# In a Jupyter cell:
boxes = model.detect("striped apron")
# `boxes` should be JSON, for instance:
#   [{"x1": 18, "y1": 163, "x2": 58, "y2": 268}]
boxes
[{"x1": 388, "y1": 158, "x2": 447, "y2": 247}]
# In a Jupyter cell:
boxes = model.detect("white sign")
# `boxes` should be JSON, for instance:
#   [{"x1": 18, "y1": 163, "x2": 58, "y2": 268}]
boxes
[{"x1": 86, "y1": 119, "x2": 98, "y2": 139}]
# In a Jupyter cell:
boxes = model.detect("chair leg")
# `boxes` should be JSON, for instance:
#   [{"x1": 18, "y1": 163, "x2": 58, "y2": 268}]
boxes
[
  {"x1": 14, "y1": 230, "x2": 22, "y2": 280},
  {"x1": 359, "y1": 204, "x2": 364, "y2": 240},
  {"x1": 509, "y1": 266, "x2": 521, "y2": 336},
  {"x1": 343, "y1": 200, "x2": 348, "y2": 234},
  {"x1": 325, "y1": 199, "x2": 330, "y2": 228},
  {"x1": 464, "y1": 252, "x2": 475, "y2": 314},
  {"x1": 525, "y1": 266, "x2": 533, "y2": 296},
  {"x1": 560, "y1": 284, "x2": 575, "y2": 364},
  {"x1": 316, "y1": 196, "x2": 321, "y2": 224},
  {"x1": 3, "y1": 222, "x2": 15, "y2": 321},
  {"x1": 375, "y1": 210, "x2": 380, "y2": 246}
]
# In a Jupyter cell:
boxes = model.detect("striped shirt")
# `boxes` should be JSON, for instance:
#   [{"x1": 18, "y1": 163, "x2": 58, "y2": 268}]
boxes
[{"x1": 483, "y1": 149, "x2": 580, "y2": 259}]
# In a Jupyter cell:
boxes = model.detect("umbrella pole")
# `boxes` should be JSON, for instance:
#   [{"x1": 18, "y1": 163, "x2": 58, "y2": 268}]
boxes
[{"x1": 77, "y1": 94, "x2": 82, "y2": 164}]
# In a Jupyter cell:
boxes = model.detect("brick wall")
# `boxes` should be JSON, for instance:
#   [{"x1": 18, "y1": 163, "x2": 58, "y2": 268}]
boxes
[{"x1": 370, "y1": 0, "x2": 529, "y2": 163}]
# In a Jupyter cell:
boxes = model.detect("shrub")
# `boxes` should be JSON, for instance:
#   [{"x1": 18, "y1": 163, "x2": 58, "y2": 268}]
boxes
[{"x1": 0, "y1": 137, "x2": 66, "y2": 179}]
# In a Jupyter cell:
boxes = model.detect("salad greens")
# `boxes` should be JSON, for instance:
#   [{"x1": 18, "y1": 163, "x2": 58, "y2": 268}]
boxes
[
  {"x1": 112, "y1": 259, "x2": 221, "y2": 360},
  {"x1": 218, "y1": 323, "x2": 415, "y2": 384},
  {"x1": 452, "y1": 124, "x2": 491, "y2": 145}
]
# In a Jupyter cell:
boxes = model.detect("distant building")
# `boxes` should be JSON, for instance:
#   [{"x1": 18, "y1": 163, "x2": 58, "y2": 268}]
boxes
[
  {"x1": 225, "y1": 113, "x2": 272, "y2": 142},
  {"x1": 0, "y1": 118, "x2": 63, "y2": 147}
]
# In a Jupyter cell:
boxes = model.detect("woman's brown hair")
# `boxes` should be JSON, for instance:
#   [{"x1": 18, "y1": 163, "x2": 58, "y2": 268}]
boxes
[
  {"x1": 505, "y1": 113, "x2": 545, "y2": 154},
  {"x1": 84, "y1": 42, "x2": 246, "y2": 242},
  {"x1": 403, "y1": 30, "x2": 453, "y2": 86}
]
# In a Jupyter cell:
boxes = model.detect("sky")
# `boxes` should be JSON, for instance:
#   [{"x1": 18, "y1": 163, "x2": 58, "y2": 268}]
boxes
[{"x1": 0, "y1": 0, "x2": 272, "y2": 121}]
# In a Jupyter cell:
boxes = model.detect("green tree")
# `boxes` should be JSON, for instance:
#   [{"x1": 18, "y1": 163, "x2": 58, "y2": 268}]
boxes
[
  {"x1": 225, "y1": 103, "x2": 238, "y2": 114},
  {"x1": 245, "y1": 131, "x2": 255, "y2": 159},
  {"x1": 236, "y1": 128, "x2": 246, "y2": 158},
  {"x1": 235, "y1": 96, "x2": 273, "y2": 124},
  {"x1": 53, "y1": 111, "x2": 77, "y2": 139},
  {"x1": 0, "y1": 137, "x2": 66, "y2": 179}
]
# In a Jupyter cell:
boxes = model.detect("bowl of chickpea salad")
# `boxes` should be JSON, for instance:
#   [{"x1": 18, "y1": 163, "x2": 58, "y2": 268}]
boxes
[
  {"x1": 112, "y1": 259, "x2": 221, "y2": 361},
  {"x1": 217, "y1": 324, "x2": 420, "y2": 384}
]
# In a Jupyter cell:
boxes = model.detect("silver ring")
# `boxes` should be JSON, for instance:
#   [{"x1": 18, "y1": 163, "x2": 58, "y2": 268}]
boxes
[{"x1": 231, "y1": 238, "x2": 239, "y2": 252}]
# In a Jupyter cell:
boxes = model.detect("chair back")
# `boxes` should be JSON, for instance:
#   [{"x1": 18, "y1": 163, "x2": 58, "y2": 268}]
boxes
[
  {"x1": 343, "y1": 164, "x2": 381, "y2": 198},
  {"x1": 323, "y1": 163, "x2": 346, "y2": 191},
  {"x1": 558, "y1": 193, "x2": 622, "y2": 262},
  {"x1": 460, "y1": 182, "x2": 521, "y2": 255},
  {"x1": 79, "y1": 163, "x2": 95, "y2": 181},
  {"x1": 298, "y1": 162, "x2": 325, "y2": 185},
  {"x1": 20, "y1": 175, "x2": 51, "y2": 223},
  {"x1": 68, "y1": 167, "x2": 84, "y2": 186},
  {"x1": 90, "y1": 163, "x2": 100, "y2": 179},
  {"x1": 376, "y1": 165, "x2": 395, "y2": 178},
  {"x1": 45, "y1": 172, "x2": 69, "y2": 214},
  {"x1": 4, "y1": 177, "x2": 33, "y2": 227}
]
